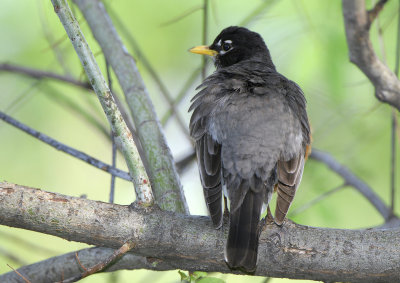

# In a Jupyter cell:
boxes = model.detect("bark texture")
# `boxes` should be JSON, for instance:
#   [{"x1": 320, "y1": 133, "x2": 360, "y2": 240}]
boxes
[
  {"x1": 73, "y1": 0, "x2": 188, "y2": 214},
  {"x1": 1, "y1": 182, "x2": 399, "y2": 282},
  {"x1": 342, "y1": 0, "x2": 400, "y2": 110}
]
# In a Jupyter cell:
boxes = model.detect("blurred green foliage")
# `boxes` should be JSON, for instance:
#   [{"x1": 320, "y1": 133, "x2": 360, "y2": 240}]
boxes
[{"x1": 0, "y1": 0, "x2": 399, "y2": 282}]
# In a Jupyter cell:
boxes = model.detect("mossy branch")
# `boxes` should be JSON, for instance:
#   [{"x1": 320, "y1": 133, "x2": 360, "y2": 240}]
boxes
[
  {"x1": 51, "y1": 0, "x2": 153, "y2": 205},
  {"x1": 74, "y1": 0, "x2": 188, "y2": 214}
]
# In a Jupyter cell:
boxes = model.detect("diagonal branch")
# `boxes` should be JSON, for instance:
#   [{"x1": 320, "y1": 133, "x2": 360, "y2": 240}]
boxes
[
  {"x1": 51, "y1": 0, "x2": 153, "y2": 204},
  {"x1": 0, "y1": 62, "x2": 138, "y2": 145},
  {"x1": 61, "y1": 242, "x2": 136, "y2": 283},
  {"x1": 1, "y1": 247, "x2": 175, "y2": 283},
  {"x1": 342, "y1": 0, "x2": 400, "y2": 110},
  {"x1": 73, "y1": 0, "x2": 188, "y2": 213},
  {"x1": 367, "y1": 0, "x2": 389, "y2": 26},
  {"x1": 1, "y1": 182, "x2": 400, "y2": 282},
  {"x1": 289, "y1": 183, "x2": 348, "y2": 217},
  {"x1": 161, "y1": 66, "x2": 202, "y2": 126},
  {"x1": 106, "y1": 6, "x2": 191, "y2": 139},
  {"x1": 0, "y1": 111, "x2": 131, "y2": 181},
  {"x1": 0, "y1": 63, "x2": 91, "y2": 90},
  {"x1": 310, "y1": 149, "x2": 395, "y2": 221}
]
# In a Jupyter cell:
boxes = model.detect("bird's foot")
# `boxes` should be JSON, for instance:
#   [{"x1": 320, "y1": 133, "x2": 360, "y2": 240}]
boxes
[{"x1": 266, "y1": 205, "x2": 274, "y2": 224}]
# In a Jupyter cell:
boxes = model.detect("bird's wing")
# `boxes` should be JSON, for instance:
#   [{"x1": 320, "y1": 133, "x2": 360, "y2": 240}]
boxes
[
  {"x1": 274, "y1": 79, "x2": 311, "y2": 225},
  {"x1": 196, "y1": 133, "x2": 223, "y2": 228},
  {"x1": 189, "y1": 80, "x2": 224, "y2": 228},
  {"x1": 275, "y1": 152, "x2": 305, "y2": 225}
]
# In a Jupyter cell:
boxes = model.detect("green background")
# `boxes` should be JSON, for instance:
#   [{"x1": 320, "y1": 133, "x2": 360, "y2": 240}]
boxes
[{"x1": 0, "y1": 0, "x2": 399, "y2": 282}]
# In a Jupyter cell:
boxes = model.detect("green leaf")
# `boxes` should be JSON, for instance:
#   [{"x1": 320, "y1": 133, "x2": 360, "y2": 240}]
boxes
[
  {"x1": 192, "y1": 271, "x2": 208, "y2": 279},
  {"x1": 178, "y1": 270, "x2": 189, "y2": 282}
]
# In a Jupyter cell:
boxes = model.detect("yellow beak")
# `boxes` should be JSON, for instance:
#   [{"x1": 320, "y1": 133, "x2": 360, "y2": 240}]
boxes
[{"x1": 189, "y1": 45, "x2": 218, "y2": 56}]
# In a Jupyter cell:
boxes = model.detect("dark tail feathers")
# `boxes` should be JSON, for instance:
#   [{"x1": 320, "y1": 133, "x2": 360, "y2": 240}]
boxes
[{"x1": 225, "y1": 189, "x2": 263, "y2": 272}]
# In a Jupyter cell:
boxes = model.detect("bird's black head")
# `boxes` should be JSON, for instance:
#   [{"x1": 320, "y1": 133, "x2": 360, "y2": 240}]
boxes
[{"x1": 190, "y1": 26, "x2": 275, "y2": 69}]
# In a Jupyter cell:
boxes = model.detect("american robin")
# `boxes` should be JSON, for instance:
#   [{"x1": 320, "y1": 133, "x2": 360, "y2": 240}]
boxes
[{"x1": 189, "y1": 26, "x2": 310, "y2": 272}]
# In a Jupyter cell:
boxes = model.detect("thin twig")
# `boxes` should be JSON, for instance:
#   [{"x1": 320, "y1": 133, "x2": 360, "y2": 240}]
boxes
[
  {"x1": 7, "y1": 264, "x2": 31, "y2": 283},
  {"x1": 75, "y1": 252, "x2": 88, "y2": 272},
  {"x1": 239, "y1": 0, "x2": 277, "y2": 27},
  {"x1": 0, "y1": 111, "x2": 131, "y2": 181},
  {"x1": 391, "y1": 109, "x2": 397, "y2": 211},
  {"x1": 368, "y1": 0, "x2": 389, "y2": 27},
  {"x1": 159, "y1": 5, "x2": 203, "y2": 26},
  {"x1": 1, "y1": 62, "x2": 135, "y2": 140},
  {"x1": 161, "y1": 66, "x2": 202, "y2": 126},
  {"x1": 310, "y1": 149, "x2": 394, "y2": 221},
  {"x1": 40, "y1": 84, "x2": 110, "y2": 140},
  {"x1": 374, "y1": 0, "x2": 397, "y2": 212},
  {"x1": 5, "y1": 80, "x2": 41, "y2": 114},
  {"x1": 109, "y1": 136, "x2": 117, "y2": 199},
  {"x1": 175, "y1": 151, "x2": 196, "y2": 174},
  {"x1": 0, "y1": 63, "x2": 91, "y2": 89},
  {"x1": 60, "y1": 241, "x2": 136, "y2": 283},
  {"x1": 39, "y1": 1, "x2": 73, "y2": 76},
  {"x1": 52, "y1": 0, "x2": 153, "y2": 205},
  {"x1": 106, "y1": 5, "x2": 190, "y2": 138},
  {"x1": 289, "y1": 183, "x2": 347, "y2": 217},
  {"x1": 201, "y1": 0, "x2": 209, "y2": 81},
  {"x1": 106, "y1": 60, "x2": 117, "y2": 203},
  {"x1": 391, "y1": 0, "x2": 400, "y2": 211}
]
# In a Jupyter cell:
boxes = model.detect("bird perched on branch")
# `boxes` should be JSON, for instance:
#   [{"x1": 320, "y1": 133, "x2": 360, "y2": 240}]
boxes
[{"x1": 189, "y1": 26, "x2": 310, "y2": 272}]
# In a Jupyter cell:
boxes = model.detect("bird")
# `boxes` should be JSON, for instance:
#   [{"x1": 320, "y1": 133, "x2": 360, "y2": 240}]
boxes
[{"x1": 188, "y1": 26, "x2": 311, "y2": 272}]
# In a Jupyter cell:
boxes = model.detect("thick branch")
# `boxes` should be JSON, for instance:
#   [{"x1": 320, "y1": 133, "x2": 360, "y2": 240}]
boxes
[
  {"x1": 342, "y1": 0, "x2": 400, "y2": 110},
  {"x1": 1, "y1": 182, "x2": 400, "y2": 282},
  {"x1": 74, "y1": 0, "x2": 188, "y2": 214},
  {"x1": 1, "y1": 247, "x2": 175, "y2": 283},
  {"x1": 51, "y1": 0, "x2": 153, "y2": 205}
]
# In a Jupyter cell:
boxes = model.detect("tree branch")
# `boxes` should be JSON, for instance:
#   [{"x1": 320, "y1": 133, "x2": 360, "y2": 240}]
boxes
[
  {"x1": 0, "y1": 111, "x2": 131, "y2": 181},
  {"x1": 161, "y1": 66, "x2": 202, "y2": 126},
  {"x1": 1, "y1": 182, "x2": 400, "y2": 282},
  {"x1": 0, "y1": 62, "x2": 139, "y2": 146},
  {"x1": 106, "y1": 5, "x2": 191, "y2": 139},
  {"x1": 174, "y1": 148, "x2": 396, "y2": 222},
  {"x1": 73, "y1": 0, "x2": 188, "y2": 213},
  {"x1": 51, "y1": 0, "x2": 153, "y2": 205},
  {"x1": 310, "y1": 149, "x2": 395, "y2": 221},
  {"x1": 61, "y1": 242, "x2": 135, "y2": 283},
  {"x1": 342, "y1": 0, "x2": 400, "y2": 110},
  {"x1": 367, "y1": 0, "x2": 388, "y2": 26},
  {"x1": 0, "y1": 63, "x2": 91, "y2": 90},
  {"x1": 1, "y1": 247, "x2": 176, "y2": 283}
]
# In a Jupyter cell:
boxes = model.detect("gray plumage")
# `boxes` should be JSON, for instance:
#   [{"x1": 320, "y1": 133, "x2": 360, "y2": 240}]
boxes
[{"x1": 189, "y1": 26, "x2": 310, "y2": 272}]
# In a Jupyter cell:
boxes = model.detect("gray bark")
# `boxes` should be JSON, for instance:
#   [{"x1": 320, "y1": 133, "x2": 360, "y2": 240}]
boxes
[
  {"x1": 1, "y1": 247, "x2": 174, "y2": 283},
  {"x1": 342, "y1": 0, "x2": 400, "y2": 110},
  {"x1": 1, "y1": 182, "x2": 399, "y2": 282},
  {"x1": 73, "y1": 0, "x2": 188, "y2": 214}
]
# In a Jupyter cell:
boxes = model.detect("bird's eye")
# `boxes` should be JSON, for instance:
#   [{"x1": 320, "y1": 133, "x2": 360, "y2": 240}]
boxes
[{"x1": 222, "y1": 42, "x2": 232, "y2": 52}]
